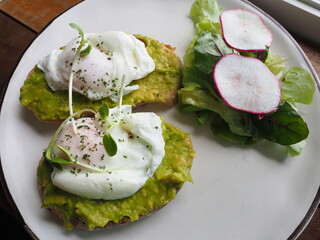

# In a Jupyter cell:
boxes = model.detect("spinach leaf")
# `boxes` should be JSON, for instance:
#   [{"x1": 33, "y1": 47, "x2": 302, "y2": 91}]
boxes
[
  {"x1": 240, "y1": 48, "x2": 269, "y2": 63},
  {"x1": 194, "y1": 31, "x2": 235, "y2": 74},
  {"x1": 252, "y1": 102, "x2": 309, "y2": 145},
  {"x1": 182, "y1": 67, "x2": 220, "y2": 99},
  {"x1": 211, "y1": 112, "x2": 257, "y2": 145}
]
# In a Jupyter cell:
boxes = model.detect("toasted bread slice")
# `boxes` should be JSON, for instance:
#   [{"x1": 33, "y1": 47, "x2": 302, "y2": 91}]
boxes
[
  {"x1": 20, "y1": 34, "x2": 182, "y2": 122},
  {"x1": 37, "y1": 120, "x2": 194, "y2": 230}
]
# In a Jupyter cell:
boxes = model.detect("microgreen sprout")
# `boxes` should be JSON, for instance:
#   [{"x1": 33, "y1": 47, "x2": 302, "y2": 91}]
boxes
[
  {"x1": 98, "y1": 75, "x2": 126, "y2": 157},
  {"x1": 97, "y1": 103, "x2": 117, "y2": 157},
  {"x1": 98, "y1": 104, "x2": 109, "y2": 120},
  {"x1": 45, "y1": 108, "x2": 110, "y2": 172},
  {"x1": 68, "y1": 23, "x2": 92, "y2": 134},
  {"x1": 46, "y1": 22, "x2": 128, "y2": 169},
  {"x1": 56, "y1": 145, "x2": 106, "y2": 173},
  {"x1": 103, "y1": 133, "x2": 118, "y2": 157}
]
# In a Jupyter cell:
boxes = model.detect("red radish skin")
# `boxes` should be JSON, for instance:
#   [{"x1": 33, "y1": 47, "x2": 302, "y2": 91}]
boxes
[
  {"x1": 213, "y1": 53, "x2": 281, "y2": 114},
  {"x1": 220, "y1": 9, "x2": 273, "y2": 52}
]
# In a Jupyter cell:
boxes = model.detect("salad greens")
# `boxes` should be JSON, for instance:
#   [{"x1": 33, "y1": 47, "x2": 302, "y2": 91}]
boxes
[{"x1": 178, "y1": 0, "x2": 316, "y2": 156}]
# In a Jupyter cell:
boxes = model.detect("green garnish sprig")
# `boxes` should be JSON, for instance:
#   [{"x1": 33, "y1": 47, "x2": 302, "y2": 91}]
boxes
[
  {"x1": 68, "y1": 23, "x2": 92, "y2": 135},
  {"x1": 46, "y1": 75, "x2": 128, "y2": 170},
  {"x1": 46, "y1": 21, "x2": 128, "y2": 170},
  {"x1": 69, "y1": 23, "x2": 92, "y2": 57},
  {"x1": 97, "y1": 103, "x2": 118, "y2": 157},
  {"x1": 99, "y1": 75, "x2": 126, "y2": 157},
  {"x1": 45, "y1": 109, "x2": 108, "y2": 173}
]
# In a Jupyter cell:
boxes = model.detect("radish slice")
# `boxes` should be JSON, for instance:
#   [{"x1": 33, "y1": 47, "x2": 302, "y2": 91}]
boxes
[
  {"x1": 220, "y1": 9, "x2": 273, "y2": 51},
  {"x1": 213, "y1": 54, "x2": 281, "y2": 114}
]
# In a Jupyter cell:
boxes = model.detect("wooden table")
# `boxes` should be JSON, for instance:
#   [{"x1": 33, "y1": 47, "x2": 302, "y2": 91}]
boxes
[{"x1": 0, "y1": 0, "x2": 319, "y2": 239}]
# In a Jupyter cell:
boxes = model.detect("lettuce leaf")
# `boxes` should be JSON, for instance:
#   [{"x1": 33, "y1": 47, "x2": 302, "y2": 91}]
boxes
[
  {"x1": 265, "y1": 52, "x2": 288, "y2": 76},
  {"x1": 280, "y1": 66, "x2": 316, "y2": 105},
  {"x1": 286, "y1": 140, "x2": 307, "y2": 157},
  {"x1": 190, "y1": 0, "x2": 222, "y2": 27},
  {"x1": 179, "y1": 87, "x2": 254, "y2": 136},
  {"x1": 184, "y1": 0, "x2": 222, "y2": 68}
]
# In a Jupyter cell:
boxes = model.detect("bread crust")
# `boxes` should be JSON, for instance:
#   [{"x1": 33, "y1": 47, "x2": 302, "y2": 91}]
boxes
[{"x1": 37, "y1": 157, "x2": 179, "y2": 230}]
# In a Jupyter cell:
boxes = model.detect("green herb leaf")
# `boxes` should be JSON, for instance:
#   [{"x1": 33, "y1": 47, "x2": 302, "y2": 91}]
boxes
[
  {"x1": 99, "y1": 104, "x2": 110, "y2": 119},
  {"x1": 49, "y1": 158, "x2": 74, "y2": 165},
  {"x1": 69, "y1": 23, "x2": 92, "y2": 57},
  {"x1": 69, "y1": 23, "x2": 84, "y2": 40},
  {"x1": 45, "y1": 109, "x2": 96, "y2": 162},
  {"x1": 45, "y1": 145, "x2": 75, "y2": 171},
  {"x1": 103, "y1": 133, "x2": 118, "y2": 157},
  {"x1": 48, "y1": 144, "x2": 108, "y2": 173},
  {"x1": 56, "y1": 145, "x2": 74, "y2": 161},
  {"x1": 80, "y1": 42, "x2": 92, "y2": 57}
]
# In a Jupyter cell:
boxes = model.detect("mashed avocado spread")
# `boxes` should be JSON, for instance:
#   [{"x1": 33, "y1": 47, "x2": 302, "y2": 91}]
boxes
[
  {"x1": 38, "y1": 120, "x2": 194, "y2": 230},
  {"x1": 20, "y1": 35, "x2": 182, "y2": 121}
]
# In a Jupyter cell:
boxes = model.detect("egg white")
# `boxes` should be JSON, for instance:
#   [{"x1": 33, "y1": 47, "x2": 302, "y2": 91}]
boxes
[
  {"x1": 51, "y1": 105, "x2": 165, "y2": 200},
  {"x1": 38, "y1": 31, "x2": 155, "y2": 100}
]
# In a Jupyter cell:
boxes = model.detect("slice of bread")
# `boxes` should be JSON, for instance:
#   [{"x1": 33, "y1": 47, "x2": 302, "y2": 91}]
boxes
[
  {"x1": 20, "y1": 34, "x2": 183, "y2": 122},
  {"x1": 38, "y1": 177, "x2": 168, "y2": 230},
  {"x1": 37, "y1": 120, "x2": 194, "y2": 230}
]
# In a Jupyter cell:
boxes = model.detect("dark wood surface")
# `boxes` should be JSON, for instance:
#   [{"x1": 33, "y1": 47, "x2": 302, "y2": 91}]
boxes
[{"x1": 0, "y1": 0, "x2": 319, "y2": 239}]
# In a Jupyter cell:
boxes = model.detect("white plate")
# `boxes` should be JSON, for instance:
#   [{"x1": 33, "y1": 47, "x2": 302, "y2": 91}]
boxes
[
  {"x1": 0, "y1": 0, "x2": 319, "y2": 239},
  {"x1": 249, "y1": 0, "x2": 320, "y2": 45}
]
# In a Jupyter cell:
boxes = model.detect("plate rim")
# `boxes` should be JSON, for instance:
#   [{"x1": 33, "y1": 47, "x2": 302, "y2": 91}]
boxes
[
  {"x1": 0, "y1": 0, "x2": 319, "y2": 239},
  {"x1": 241, "y1": 0, "x2": 320, "y2": 239}
]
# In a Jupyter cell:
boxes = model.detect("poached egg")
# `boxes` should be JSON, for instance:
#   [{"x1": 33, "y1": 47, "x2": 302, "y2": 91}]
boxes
[
  {"x1": 51, "y1": 105, "x2": 165, "y2": 200},
  {"x1": 38, "y1": 31, "x2": 155, "y2": 101}
]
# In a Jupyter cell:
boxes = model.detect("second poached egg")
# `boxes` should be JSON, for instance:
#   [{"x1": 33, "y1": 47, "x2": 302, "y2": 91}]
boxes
[{"x1": 51, "y1": 105, "x2": 165, "y2": 200}]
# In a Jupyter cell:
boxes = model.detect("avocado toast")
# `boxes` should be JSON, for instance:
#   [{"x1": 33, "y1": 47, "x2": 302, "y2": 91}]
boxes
[
  {"x1": 20, "y1": 34, "x2": 183, "y2": 122},
  {"x1": 37, "y1": 119, "x2": 194, "y2": 230}
]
